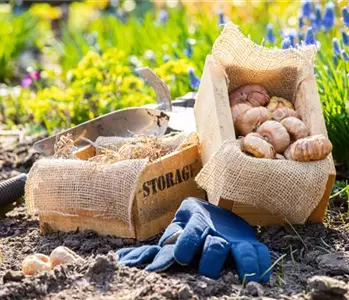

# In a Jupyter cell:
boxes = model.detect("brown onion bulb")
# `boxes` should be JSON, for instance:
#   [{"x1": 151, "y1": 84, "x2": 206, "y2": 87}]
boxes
[
  {"x1": 267, "y1": 96, "x2": 294, "y2": 112},
  {"x1": 235, "y1": 107, "x2": 271, "y2": 136},
  {"x1": 281, "y1": 117, "x2": 309, "y2": 140},
  {"x1": 231, "y1": 103, "x2": 252, "y2": 122},
  {"x1": 257, "y1": 120, "x2": 290, "y2": 153},
  {"x1": 242, "y1": 133, "x2": 275, "y2": 159},
  {"x1": 284, "y1": 134, "x2": 333, "y2": 162},
  {"x1": 229, "y1": 85, "x2": 270, "y2": 107},
  {"x1": 272, "y1": 107, "x2": 300, "y2": 122},
  {"x1": 50, "y1": 246, "x2": 84, "y2": 268},
  {"x1": 22, "y1": 254, "x2": 52, "y2": 275}
]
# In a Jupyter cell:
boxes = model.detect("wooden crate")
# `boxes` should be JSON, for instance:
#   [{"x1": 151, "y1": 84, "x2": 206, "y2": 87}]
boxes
[
  {"x1": 39, "y1": 144, "x2": 205, "y2": 241},
  {"x1": 193, "y1": 55, "x2": 336, "y2": 226}
]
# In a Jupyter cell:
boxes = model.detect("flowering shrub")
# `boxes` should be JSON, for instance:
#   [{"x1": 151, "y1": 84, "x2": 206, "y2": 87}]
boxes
[{"x1": 1, "y1": 49, "x2": 157, "y2": 133}]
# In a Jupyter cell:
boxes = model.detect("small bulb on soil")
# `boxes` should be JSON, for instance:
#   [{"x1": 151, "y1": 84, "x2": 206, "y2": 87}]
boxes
[
  {"x1": 22, "y1": 254, "x2": 52, "y2": 275},
  {"x1": 50, "y1": 246, "x2": 84, "y2": 268}
]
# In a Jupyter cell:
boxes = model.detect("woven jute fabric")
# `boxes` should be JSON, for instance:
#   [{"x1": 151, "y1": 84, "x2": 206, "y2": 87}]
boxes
[
  {"x1": 212, "y1": 23, "x2": 316, "y2": 101},
  {"x1": 195, "y1": 23, "x2": 332, "y2": 223},
  {"x1": 195, "y1": 140, "x2": 331, "y2": 223},
  {"x1": 25, "y1": 132, "x2": 198, "y2": 229}
]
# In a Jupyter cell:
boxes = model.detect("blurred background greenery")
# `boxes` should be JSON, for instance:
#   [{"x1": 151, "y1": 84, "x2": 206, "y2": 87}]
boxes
[{"x1": 1, "y1": 0, "x2": 349, "y2": 171}]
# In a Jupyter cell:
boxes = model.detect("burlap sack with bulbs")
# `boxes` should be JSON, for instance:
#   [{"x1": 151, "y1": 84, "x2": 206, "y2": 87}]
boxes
[
  {"x1": 194, "y1": 23, "x2": 336, "y2": 224},
  {"x1": 25, "y1": 131, "x2": 204, "y2": 240}
]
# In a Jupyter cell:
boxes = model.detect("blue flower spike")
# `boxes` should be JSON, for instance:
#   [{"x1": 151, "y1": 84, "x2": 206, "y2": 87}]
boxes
[
  {"x1": 281, "y1": 37, "x2": 292, "y2": 49},
  {"x1": 218, "y1": 10, "x2": 225, "y2": 26},
  {"x1": 342, "y1": 50, "x2": 349, "y2": 62},
  {"x1": 188, "y1": 67, "x2": 200, "y2": 90},
  {"x1": 342, "y1": 29, "x2": 349, "y2": 46},
  {"x1": 304, "y1": 27, "x2": 316, "y2": 45},
  {"x1": 158, "y1": 9, "x2": 168, "y2": 24},
  {"x1": 333, "y1": 38, "x2": 341, "y2": 56},
  {"x1": 311, "y1": 4, "x2": 322, "y2": 31},
  {"x1": 322, "y1": 1, "x2": 335, "y2": 32},
  {"x1": 299, "y1": 15, "x2": 305, "y2": 29},
  {"x1": 184, "y1": 39, "x2": 193, "y2": 58},
  {"x1": 301, "y1": 0, "x2": 312, "y2": 18},
  {"x1": 266, "y1": 23, "x2": 276, "y2": 44},
  {"x1": 343, "y1": 7, "x2": 349, "y2": 28}
]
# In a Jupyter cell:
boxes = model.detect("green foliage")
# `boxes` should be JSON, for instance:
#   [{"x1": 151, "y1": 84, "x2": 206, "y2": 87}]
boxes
[
  {"x1": 314, "y1": 31, "x2": 349, "y2": 168},
  {"x1": 0, "y1": 12, "x2": 38, "y2": 82},
  {"x1": 1, "y1": 49, "x2": 157, "y2": 133}
]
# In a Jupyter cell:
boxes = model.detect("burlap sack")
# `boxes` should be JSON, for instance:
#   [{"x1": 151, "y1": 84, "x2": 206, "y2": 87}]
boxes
[
  {"x1": 25, "y1": 132, "x2": 199, "y2": 229},
  {"x1": 195, "y1": 23, "x2": 332, "y2": 224}
]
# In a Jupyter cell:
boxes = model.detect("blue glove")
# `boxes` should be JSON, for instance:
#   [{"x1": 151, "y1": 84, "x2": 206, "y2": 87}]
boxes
[{"x1": 117, "y1": 197, "x2": 271, "y2": 283}]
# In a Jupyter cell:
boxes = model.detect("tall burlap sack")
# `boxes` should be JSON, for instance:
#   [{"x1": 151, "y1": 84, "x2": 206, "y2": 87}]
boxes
[
  {"x1": 25, "y1": 132, "x2": 199, "y2": 230},
  {"x1": 195, "y1": 23, "x2": 333, "y2": 224}
]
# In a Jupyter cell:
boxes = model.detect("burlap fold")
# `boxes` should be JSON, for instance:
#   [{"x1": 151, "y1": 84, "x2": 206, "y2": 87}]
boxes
[
  {"x1": 212, "y1": 23, "x2": 316, "y2": 101},
  {"x1": 195, "y1": 23, "x2": 332, "y2": 223}
]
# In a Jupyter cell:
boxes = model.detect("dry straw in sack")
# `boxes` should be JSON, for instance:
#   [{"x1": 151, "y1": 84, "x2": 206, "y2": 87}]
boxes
[
  {"x1": 25, "y1": 132, "x2": 199, "y2": 230},
  {"x1": 195, "y1": 23, "x2": 333, "y2": 224}
]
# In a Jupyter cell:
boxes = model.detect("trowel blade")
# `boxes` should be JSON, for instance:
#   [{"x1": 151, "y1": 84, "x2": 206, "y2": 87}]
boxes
[{"x1": 33, "y1": 107, "x2": 169, "y2": 156}]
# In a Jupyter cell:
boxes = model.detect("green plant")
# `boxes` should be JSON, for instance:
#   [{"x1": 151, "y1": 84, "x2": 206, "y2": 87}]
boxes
[
  {"x1": 1, "y1": 49, "x2": 156, "y2": 133},
  {"x1": 0, "y1": 12, "x2": 38, "y2": 82}
]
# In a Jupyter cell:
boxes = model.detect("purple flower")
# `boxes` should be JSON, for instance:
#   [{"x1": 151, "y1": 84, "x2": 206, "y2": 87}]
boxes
[
  {"x1": 299, "y1": 15, "x2": 305, "y2": 29},
  {"x1": 342, "y1": 29, "x2": 349, "y2": 46},
  {"x1": 281, "y1": 37, "x2": 292, "y2": 49},
  {"x1": 30, "y1": 71, "x2": 40, "y2": 80},
  {"x1": 333, "y1": 38, "x2": 341, "y2": 55},
  {"x1": 158, "y1": 9, "x2": 168, "y2": 24},
  {"x1": 343, "y1": 7, "x2": 349, "y2": 28},
  {"x1": 218, "y1": 10, "x2": 225, "y2": 26},
  {"x1": 188, "y1": 67, "x2": 200, "y2": 90},
  {"x1": 21, "y1": 75, "x2": 32, "y2": 88},
  {"x1": 301, "y1": 0, "x2": 312, "y2": 18},
  {"x1": 342, "y1": 50, "x2": 349, "y2": 62},
  {"x1": 266, "y1": 23, "x2": 276, "y2": 44},
  {"x1": 304, "y1": 27, "x2": 317, "y2": 45},
  {"x1": 322, "y1": 2, "x2": 335, "y2": 32}
]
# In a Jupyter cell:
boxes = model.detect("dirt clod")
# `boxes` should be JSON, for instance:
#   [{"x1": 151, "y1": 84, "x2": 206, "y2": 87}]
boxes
[
  {"x1": 307, "y1": 275, "x2": 349, "y2": 300},
  {"x1": 317, "y1": 252, "x2": 349, "y2": 275}
]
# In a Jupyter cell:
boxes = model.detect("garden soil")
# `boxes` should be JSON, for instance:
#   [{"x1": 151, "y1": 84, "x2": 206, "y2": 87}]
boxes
[{"x1": 2, "y1": 139, "x2": 349, "y2": 299}]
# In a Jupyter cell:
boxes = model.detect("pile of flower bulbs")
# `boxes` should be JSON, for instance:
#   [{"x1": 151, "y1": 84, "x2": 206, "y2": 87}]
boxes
[{"x1": 230, "y1": 85, "x2": 332, "y2": 161}]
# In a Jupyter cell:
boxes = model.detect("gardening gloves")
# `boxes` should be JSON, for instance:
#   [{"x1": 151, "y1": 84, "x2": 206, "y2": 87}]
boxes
[{"x1": 116, "y1": 197, "x2": 272, "y2": 283}]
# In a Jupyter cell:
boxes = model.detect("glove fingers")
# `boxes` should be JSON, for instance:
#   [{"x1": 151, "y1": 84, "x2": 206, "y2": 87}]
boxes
[
  {"x1": 117, "y1": 245, "x2": 161, "y2": 267},
  {"x1": 116, "y1": 247, "x2": 138, "y2": 260},
  {"x1": 174, "y1": 213, "x2": 210, "y2": 265},
  {"x1": 254, "y1": 243, "x2": 272, "y2": 283},
  {"x1": 159, "y1": 223, "x2": 184, "y2": 246},
  {"x1": 199, "y1": 235, "x2": 230, "y2": 279},
  {"x1": 231, "y1": 242, "x2": 260, "y2": 283},
  {"x1": 145, "y1": 244, "x2": 176, "y2": 272}
]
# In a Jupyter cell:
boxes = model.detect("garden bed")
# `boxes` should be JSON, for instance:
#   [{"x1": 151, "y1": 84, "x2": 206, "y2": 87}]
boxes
[{"x1": 1, "y1": 137, "x2": 349, "y2": 299}]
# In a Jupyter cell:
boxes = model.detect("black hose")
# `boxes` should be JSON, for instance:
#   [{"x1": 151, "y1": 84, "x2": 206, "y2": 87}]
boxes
[{"x1": 0, "y1": 173, "x2": 27, "y2": 206}]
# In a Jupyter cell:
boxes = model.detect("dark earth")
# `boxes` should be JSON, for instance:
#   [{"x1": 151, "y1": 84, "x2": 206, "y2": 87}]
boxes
[{"x1": 2, "y1": 136, "x2": 349, "y2": 299}]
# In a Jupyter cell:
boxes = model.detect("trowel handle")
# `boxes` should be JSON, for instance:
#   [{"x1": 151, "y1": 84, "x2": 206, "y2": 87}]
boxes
[
  {"x1": 0, "y1": 173, "x2": 27, "y2": 206},
  {"x1": 136, "y1": 67, "x2": 172, "y2": 112}
]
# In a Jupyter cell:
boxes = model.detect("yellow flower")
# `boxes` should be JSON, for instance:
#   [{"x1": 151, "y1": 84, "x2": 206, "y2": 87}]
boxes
[{"x1": 30, "y1": 4, "x2": 62, "y2": 20}]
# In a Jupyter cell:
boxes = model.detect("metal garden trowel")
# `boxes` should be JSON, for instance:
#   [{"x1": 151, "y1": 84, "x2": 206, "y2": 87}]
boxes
[{"x1": 33, "y1": 67, "x2": 196, "y2": 156}]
